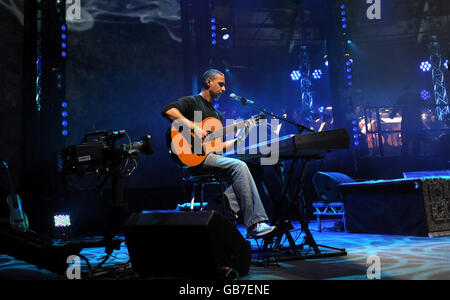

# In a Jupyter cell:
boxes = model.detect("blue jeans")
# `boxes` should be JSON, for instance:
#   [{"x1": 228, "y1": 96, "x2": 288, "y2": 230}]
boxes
[{"x1": 201, "y1": 153, "x2": 269, "y2": 228}]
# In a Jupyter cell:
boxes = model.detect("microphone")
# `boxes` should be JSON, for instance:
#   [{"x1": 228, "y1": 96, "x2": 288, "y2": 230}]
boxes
[{"x1": 229, "y1": 93, "x2": 255, "y2": 105}]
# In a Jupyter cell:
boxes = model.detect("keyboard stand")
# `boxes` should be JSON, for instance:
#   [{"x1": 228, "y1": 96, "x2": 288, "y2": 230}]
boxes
[{"x1": 253, "y1": 156, "x2": 347, "y2": 263}]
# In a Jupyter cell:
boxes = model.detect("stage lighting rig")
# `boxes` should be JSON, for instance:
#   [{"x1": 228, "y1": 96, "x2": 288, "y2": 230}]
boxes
[{"x1": 61, "y1": 130, "x2": 154, "y2": 178}]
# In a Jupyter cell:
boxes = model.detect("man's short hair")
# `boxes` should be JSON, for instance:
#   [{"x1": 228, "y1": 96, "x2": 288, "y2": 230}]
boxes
[{"x1": 200, "y1": 69, "x2": 224, "y2": 89}]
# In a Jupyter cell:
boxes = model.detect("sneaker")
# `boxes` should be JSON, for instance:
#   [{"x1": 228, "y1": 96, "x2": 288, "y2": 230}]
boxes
[{"x1": 246, "y1": 222, "x2": 276, "y2": 239}]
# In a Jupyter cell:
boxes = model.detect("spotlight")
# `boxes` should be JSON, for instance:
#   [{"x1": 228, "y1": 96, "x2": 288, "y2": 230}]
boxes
[
  {"x1": 62, "y1": 111, "x2": 68, "y2": 118},
  {"x1": 444, "y1": 59, "x2": 448, "y2": 70},
  {"x1": 312, "y1": 69, "x2": 322, "y2": 79},
  {"x1": 210, "y1": 18, "x2": 216, "y2": 23},
  {"x1": 420, "y1": 61, "x2": 432, "y2": 72},
  {"x1": 420, "y1": 89, "x2": 431, "y2": 100},
  {"x1": 54, "y1": 214, "x2": 71, "y2": 228},
  {"x1": 290, "y1": 70, "x2": 301, "y2": 81},
  {"x1": 220, "y1": 27, "x2": 230, "y2": 40}
]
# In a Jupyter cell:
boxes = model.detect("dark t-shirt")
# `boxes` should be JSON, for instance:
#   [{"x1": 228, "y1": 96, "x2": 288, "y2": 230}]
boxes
[{"x1": 161, "y1": 94, "x2": 223, "y2": 123}]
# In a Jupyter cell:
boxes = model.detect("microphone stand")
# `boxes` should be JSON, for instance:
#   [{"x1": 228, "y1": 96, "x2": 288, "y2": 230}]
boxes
[{"x1": 236, "y1": 98, "x2": 314, "y2": 134}]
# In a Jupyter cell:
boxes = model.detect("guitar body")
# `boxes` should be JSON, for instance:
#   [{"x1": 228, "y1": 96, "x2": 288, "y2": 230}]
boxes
[
  {"x1": 6, "y1": 192, "x2": 29, "y2": 230},
  {"x1": 166, "y1": 117, "x2": 224, "y2": 167},
  {"x1": 2, "y1": 161, "x2": 29, "y2": 231},
  {"x1": 166, "y1": 114, "x2": 266, "y2": 167}
]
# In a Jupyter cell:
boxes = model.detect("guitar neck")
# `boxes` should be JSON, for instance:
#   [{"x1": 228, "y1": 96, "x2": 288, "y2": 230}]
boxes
[{"x1": 2, "y1": 161, "x2": 15, "y2": 196}]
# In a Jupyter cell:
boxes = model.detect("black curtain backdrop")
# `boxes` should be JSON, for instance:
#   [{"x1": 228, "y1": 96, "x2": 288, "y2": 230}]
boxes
[{"x1": 65, "y1": 1, "x2": 184, "y2": 190}]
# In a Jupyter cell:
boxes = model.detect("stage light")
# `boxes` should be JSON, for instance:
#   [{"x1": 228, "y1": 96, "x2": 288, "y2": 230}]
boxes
[
  {"x1": 61, "y1": 24, "x2": 66, "y2": 31},
  {"x1": 211, "y1": 32, "x2": 216, "y2": 38},
  {"x1": 61, "y1": 33, "x2": 66, "y2": 40},
  {"x1": 62, "y1": 120, "x2": 68, "y2": 127},
  {"x1": 341, "y1": 11, "x2": 346, "y2": 16},
  {"x1": 340, "y1": 4, "x2": 346, "y2": 9},
  {"x1": 210, "y1": 18, "x2": 216, "y2": 23},
  {"x1": 211, "y1": 25, "x2": 216, "y2": 31},
  {"x1": 62, "y1": 111, "x2": 68, "y2": 118},
  {"x1": 341, "y1": 17, "x2": 347, "y2": 22},
  {"x1": 420, "y1": 90, "x2": 430, "y2": 100},
  {"x1": 445, "y1": 59, "x2": 448, "y2": 70},
  {"x1": 290, "y1": 70, "x2": 301, "y2": 81},
  {"x1": 342, "y1": 24, "x2": 347, "y2": 29},
  {"x1": 352, "y1": 120, "x2": 358, "y2": 125},
  {"x1": 347, "y1": 40, "x2": 352, "y2": 44},
  {"x1": 54, "y1": 214, "x2": 71, "y2": 227},
  {"x1": 61, "y1": 51, "x2": 66, "y2": 57},
  {"x1": 62, "y1": 129, "x2": 68, "y2": 136},
  {"x1": 354, "y1": 141, "x2": 360, "y2": 147},
  {"x1": 420, "y1": 61, "x2": 432, "y2": 72},
  {"x1": 211, "y1": 39, "x2": 217, "y2": 45},
  {"x1": 220, "y1": 27, "x2": 230, "y2": 40},
  {"x1": 312, "y1": 69, "x2": 322, "y2": 79},
  {"x1": 319, "y1": 106, "x2": 324, "y2": 113},
  {"x1": 325, "y1": 60, "x2": 329, "y2": 67}
]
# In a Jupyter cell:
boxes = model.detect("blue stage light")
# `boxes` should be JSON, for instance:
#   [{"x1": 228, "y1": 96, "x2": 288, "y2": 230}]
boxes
[
  {"x1": 211, "y1": 25, "x2": 216, "y2": 31},
  {"x1": 341, "y1": 11, "x2": 346, "y2": 16},
  {"x1": 290, "y1": 70, "x2": 301, "y2": 81},
  {"x1": 62, "y1": 129, "x2": 68, "y2": 136},
  {"x1": 347, "y1": 40, "x2": 352, "y2": 44},
  {"x1": 61, "y1": 24, "x2": 66, "y2": 31},
  {"x1": 342, "y1": 23, "x2": 347, "y2": 29},
  {"x1": 62, "y1": 120, "x2": 68, "y2": 127},
  {"x1": 312, "y1": 69, "x2": 322, "y2": 79},
  {"x1": 211, "y1": 39, "x2": 216, "y2": 45},
  {"x1": 420, "y1": 90, "x2": 430, "y2": 100},
  {"x1": 62, "y1": 111, "x2": 68, "y2": 118},
  {"x1": 352, "y1": 120, "x2": 357, "y2": 125},
  {"x1": 61, "y1": 33, "x2": 66, "y2": 40},
  {"x1": 341, "y1": 17, "x2": 347, "y2": 22},
  {"x1": 354, "y1": 141, "x2": 360, "y2": 147},
  {"x1": 445, "y1": 59, "x2": 448, "y2": 70},
  {"x1": 61, "y1": 51, "x2": 66, "y2": 57},
  {"x1": 318, "y1": 106, "x2": 324, "y2": 113},
  {"x1": 210, "y1": 18, "x2": 216, "y2": 23},
  {"x1": 353, "y1": 134, "x2": 359, "y2": 139},
  {"x1": 340, "y1": 4, "x2": 346, "y2": 10},
  {"x1": 420, "y1": 61, "x2": 431, "y2": 72},
  {"x1": 222, "y1": 33, "x2": 230, "y2": 40},
  {"x1": 211, "y1": 32, "x2": 216, "y2": 38},
  {"x1": 61, "y1": 101, "x2": 67, "y2": 108}
]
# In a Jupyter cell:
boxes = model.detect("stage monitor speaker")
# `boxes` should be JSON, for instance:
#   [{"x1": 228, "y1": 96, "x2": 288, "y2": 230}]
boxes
[
  {"x1": 123, "y1": 210, "x2": 251, "y2": 279},
  {"x1": 312, "y1": 172, "x2": 355, "y2": 202}
]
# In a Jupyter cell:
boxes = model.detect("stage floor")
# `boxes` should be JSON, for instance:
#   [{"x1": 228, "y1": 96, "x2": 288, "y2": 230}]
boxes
[{"x1": 1, "y1": 220, "x2": 450, "y2": 280}]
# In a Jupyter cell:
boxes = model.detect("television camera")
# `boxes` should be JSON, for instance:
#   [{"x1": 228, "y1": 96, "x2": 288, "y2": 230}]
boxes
[{"x1": 62, "y1": 130, "x2": 153, "y2": 177}]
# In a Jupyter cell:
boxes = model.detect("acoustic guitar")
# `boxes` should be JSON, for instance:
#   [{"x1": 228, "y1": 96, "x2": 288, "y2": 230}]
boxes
[
  {"x1": 2, "y1": 161, "x2": 29, "y2": 231},
  {"x1": 166, "y1": 114, "x2": 265, "y2": 167}
]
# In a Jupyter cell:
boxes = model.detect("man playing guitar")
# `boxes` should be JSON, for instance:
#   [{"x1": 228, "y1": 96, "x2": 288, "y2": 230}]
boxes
[{"x1": 162, "y1": 69, "x2": 276, "y2": 239}]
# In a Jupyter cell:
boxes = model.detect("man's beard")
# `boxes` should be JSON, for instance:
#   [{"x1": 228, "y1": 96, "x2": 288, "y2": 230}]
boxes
[{"x1": 210, "y1": 90, "x2": 222, "y2": 99}]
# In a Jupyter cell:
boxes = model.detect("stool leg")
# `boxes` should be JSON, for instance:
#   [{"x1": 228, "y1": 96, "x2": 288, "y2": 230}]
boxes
[
  {"x1": 190, "y1": 183, "x2": 196, "y2": 211},
  {"x1": 200, "y1": 183, "x2": 205, "y2": 211}
]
